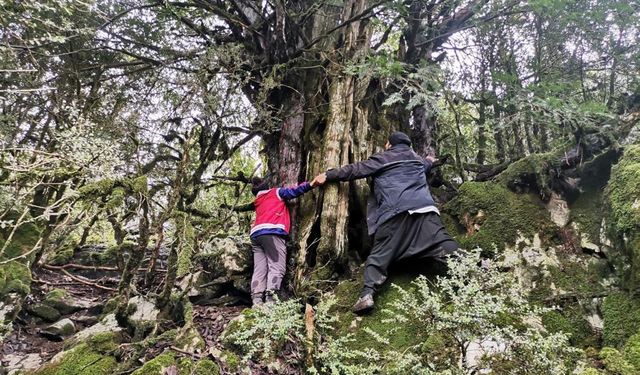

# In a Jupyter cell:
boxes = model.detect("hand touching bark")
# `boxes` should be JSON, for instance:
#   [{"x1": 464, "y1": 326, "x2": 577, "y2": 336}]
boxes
[{"x1": 310, "y1": 173, "x2": 327, "y2": 187}]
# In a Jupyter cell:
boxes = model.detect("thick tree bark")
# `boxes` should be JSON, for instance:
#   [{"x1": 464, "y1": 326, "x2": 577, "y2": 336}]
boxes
[{"x1": 188, "y1": 0, "x2": 492, "y2": 292}]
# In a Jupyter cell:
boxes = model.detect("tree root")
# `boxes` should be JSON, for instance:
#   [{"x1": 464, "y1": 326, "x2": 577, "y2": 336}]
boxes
[{"x1": 42, "y1": 264, "x2": 118, "y2": 291}]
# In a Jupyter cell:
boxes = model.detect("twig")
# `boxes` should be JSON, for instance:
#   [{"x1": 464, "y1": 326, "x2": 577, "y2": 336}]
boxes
[
  {"x1": 169, "y1": 346, "x2": 202, "y2": 359},
  {"x1": 45, "y1": 263, "x2": 166, "y2": 272},
  {"x1": 43, "y1": 264, "x2": 117, "y2": 291},
  {"x1": 32, "y1": 278, "x2": 80, "y2": 287}
]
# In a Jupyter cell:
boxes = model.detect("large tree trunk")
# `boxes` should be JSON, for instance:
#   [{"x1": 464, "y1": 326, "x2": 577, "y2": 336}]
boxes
[{"x1": 195, "y1": 0, "x2": 491, "y2": 293}]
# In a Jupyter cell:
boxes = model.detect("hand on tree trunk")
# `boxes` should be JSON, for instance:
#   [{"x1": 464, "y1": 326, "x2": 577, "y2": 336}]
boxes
[{"x1": 311, "y1": 173, "x2": 327, "y2": 187}]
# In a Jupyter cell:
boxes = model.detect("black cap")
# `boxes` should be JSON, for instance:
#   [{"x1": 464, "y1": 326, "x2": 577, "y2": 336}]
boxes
[
  {"x1": 388, "y1": 131, "x2": 411, "y2": 146},
  {"x1": 251, "y1": 176, "x2": 269, "y2": 196}
]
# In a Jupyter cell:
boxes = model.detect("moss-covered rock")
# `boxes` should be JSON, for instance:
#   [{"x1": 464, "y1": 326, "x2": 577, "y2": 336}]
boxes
[
  {"x1": 0, "y1": 260, "x2": 32, "y2": 297},
  {"x1": 444, "y1": 182, "x2": 557, "y2": 253},
  {"x1": 219, "y1": 350, "x2": 241, "y2": 373},
  {"x1": 48, "y1": 245, "x2": 75, "y2": 266},
  {"x1": 43, "y1": 318, "x2": 76, "y2": 336},
  {"x1": 131, "y1": 352, "x2": 176, "y2": 375},
  {"x1": 330, "y1": 273, "x2": 427, "y2": 355},
  {"x1": 0, "y1": 211, "x2": 40, "y2": 317},
  {"x1": 605, "y1": 145, "x2": 640, "y2": 289},
  {"x1": 43, "y1": 289, "x2": 85, "y2": 315},
  {"x1": 542, "y1": 307, "x2": 597, "y2": 348},
  {"x1": 569, "y1": 150, "x2": 618, "y2": 248},
  {"x1": 193, "y1": 359, "x2": 220, "y2": 375},
  {"x1": 130, "y1": 352, "x2": 220, "y2": 375},
  {"x1": 25, "y1": 303, "x2": 62, "y2": 322},
  {"x1": 496, "y1": 151, "x2": 559, "y2": 197},
  {"x1": 34, "y1": 342, "x2": 118, "y2": 375},
  {"x1": 0, "y1": 214, "x2": 41, "y2": 261},
  {"x1": 602, "y1": 292, "x2": 640, "y2": 347},
  {"x1": 125, "y1": 296, "x2": 159, "y2": 339},
  {"x1": 545, "y1": 256, "x2": 611, "y2": 297}
]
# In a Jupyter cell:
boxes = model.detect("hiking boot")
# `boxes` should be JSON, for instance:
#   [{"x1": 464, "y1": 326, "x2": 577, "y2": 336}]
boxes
[
  {"x1": 251, "y1": 293, "x2": 264, "y2": 307},
  {"x1": 264, "y1": 290, "x2": 279, "y2": 305},
  {"x1": 352, "y1": 294, "x2": 374, "y2": 315}
]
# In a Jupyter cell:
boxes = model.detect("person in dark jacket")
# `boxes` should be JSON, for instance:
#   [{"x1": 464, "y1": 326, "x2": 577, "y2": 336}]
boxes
[{"x1": 312, "y1": 131, "x2": 459, "y2": 314}]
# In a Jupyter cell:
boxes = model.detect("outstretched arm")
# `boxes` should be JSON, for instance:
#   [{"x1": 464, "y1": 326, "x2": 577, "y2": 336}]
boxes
[
  {"x1": 278, "y1": 182, "x2": 313, "y2": 200},
  {"x1": 324, "y1": 153, "x2": 385, "y2": 182},
  {"x1": 221, "y1": 202, "x2": 255, "y2": 212}
]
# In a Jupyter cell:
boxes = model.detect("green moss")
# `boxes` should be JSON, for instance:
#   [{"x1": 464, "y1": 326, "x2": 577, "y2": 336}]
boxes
[
  {"x1": 128, "y1": 353, "x2": 217, "y2": 375},
  {"x1": 0, "y1": 216, "x2": 41, "y2": 261},
  {"x1": 78, "y1": 179, "x2": 117, "y2": 197},
  {"x1": 105, "y1": 187, "x2": 126, "y2": 210},
  {"x1": 143, "y1": 329, "x2": 178, "y2": 349},
  {"x1": 131, "y1": 352, "x2": 176, "y2": 375},
  {"x1": 102, "y1": 295, "x2": 125, "y2": 316},
  {"x1": 34, "y1": 343, "x2": 118, "y2": 375},
  {"x1": 606, "y1": 145, "x2": 640, "y2": 288},
  {"x1": 0, "y1": 212, "x2": 39, "y2": 309},
  {"x1": 607, "y1": 145, "x2": 640, "y2": 233},
  {"x1": 79, "y1": 176, "x2": 147, "y2": 203},
  {"x1": 174, "y1": 215, "x2": 195, "y2": 278},
  {"x1": 420, "y1": 332, "x2": 460, "y2": 369},
  {"x1": 78, "y1": 242, "x2": 133, "y2": 267},
  {"x1": 444, "y1": 182, "x2": 556, "y2": 253},
  {"x1": 0, "y1": 260, "x2": 31, "y2": 296},
  {"x1": 497, "y1": 151, "x2": 558, "y2": 196},
  {"x1": 45, "y1": 289, "x2": 68, "y2": 302},
  {"x1": 542, "y1": 307, "x2": 596, "y2": 348},
  {"x1": 25, "y1": 303, "x2": 61, "y2": 322},
  {"x1": 49, "y1": 246, "x2": 74, "y2": 266},
  {"x1": 602, "y1": 292, "x2": 640, "y2": 347},
  {"x1": 193, "y1": 359, "x2": 220, "y2": 375},
  {"x1": 570, "y1": 188, "x2": 604, "y2": 246},
  {"x1": 89, "y1": 332, "x2": 120, "y2": 353},
  {"x1": 570, "y1": 150, "x2": 618, "y2": 244},
  {"x1": 331, "y1": 273, "x2": 425, "y2": 355},
  {"x1": 220, "y1": 350, "x2": 241, "y2": 372},
  {"x1": 546, "y1": 257, "x2": 610, "y2": 297},
  {"x1": 600, "y1": 347, "x2": 636, "y2": 375},
  {"x1": 174, "y1": 325, "x2": 205, "y2": 352},
  {"x1": 127, "y1": 176, "x2": 148, "y2": 194},
  {"x1": 43, "y1": 288, "x2": 85, "y2": 315}
]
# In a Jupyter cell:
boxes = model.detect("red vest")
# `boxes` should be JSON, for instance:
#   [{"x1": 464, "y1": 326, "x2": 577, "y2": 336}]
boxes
[{"x1": 251, "y1": 189, "x2": 290, "y2": 236}]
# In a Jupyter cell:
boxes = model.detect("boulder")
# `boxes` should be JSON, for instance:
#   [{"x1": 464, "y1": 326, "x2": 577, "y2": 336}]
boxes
[
  {"x1": 126, "y1": 296, "x2": 159, "y2": 338},
  {"x1": 73, "y1": 313, "x2": 123, "y2": 342},
  {"x1": 33, "y1": 336, "x2": 118, "y2": 375},
  {"x1": 43, "y1": 289, "x2": 98, "y2": 315},
  {"x1": 2, "y1": 353, "x2": 42, "y2": 375},
  {"x1": 190, "y1": 237, "x2": 252, "y2": 305},
  {"x1": 0, "y1": 293, "x2": 22, "y2": 334},
  {"x1": 25, "y1": 303, "x2": 61, "y2": 322},
  {"x1": 197, "y1": 236, "x2": 251, "y2": 277},
  {"x1": 42, "y1": 318, "x2": 76, "y2": 337}
]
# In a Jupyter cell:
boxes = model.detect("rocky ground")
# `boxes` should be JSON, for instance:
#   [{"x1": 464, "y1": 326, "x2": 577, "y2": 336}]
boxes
[{"x1": 1, "y1": 263, "x2": 250, "y2": 374}]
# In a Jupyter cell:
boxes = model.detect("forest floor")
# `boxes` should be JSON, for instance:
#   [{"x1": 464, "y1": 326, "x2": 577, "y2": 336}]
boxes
[{"x1": 1, "y1": 267, "x2": 248, "y2": 374}]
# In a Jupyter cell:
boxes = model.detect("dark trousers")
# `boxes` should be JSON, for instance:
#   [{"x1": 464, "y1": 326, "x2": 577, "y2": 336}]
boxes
[
  {"x1": 250, "y1": 234, "x2": 287, "y2": 295},
  {"x1": 361, "y1": 212, "x2": 459, "y2": 297}
]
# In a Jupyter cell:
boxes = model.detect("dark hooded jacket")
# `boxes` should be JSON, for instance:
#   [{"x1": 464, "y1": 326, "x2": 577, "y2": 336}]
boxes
[{"x1": 325, "y1": 144, "x2": 435, "y2": 235}]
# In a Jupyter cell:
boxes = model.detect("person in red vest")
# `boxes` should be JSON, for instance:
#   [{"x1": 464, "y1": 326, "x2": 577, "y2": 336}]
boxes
[{"x1": 248, "y1": 176, "x2": 317, "y2": 306}]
